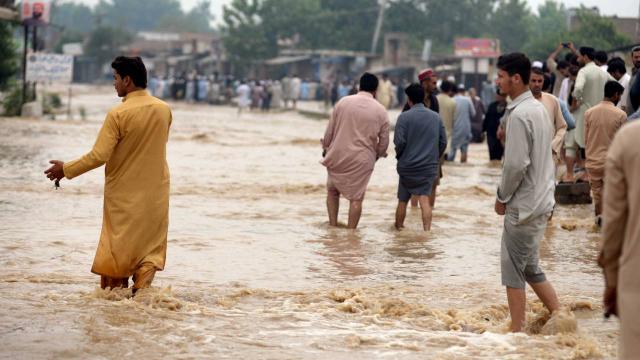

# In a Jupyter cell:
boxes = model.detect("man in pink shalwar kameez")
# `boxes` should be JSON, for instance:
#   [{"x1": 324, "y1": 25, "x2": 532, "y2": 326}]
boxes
[{"x1": 321, "y1": 73, "x2": 390, "y2": 229}]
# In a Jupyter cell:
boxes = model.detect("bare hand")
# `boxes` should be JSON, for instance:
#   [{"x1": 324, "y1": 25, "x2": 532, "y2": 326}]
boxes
[
  {"x1": 495, "y1": 199, "x2": 506, "y2": 215},
  {"x1": 603, "y1": 286, "x2": 618, "y2": 318},
  {"x1": 44, "y1": 160, "x2": 65, "y2": 183},
  {"x1": 496, "y1": 127, "x2": 505, "y2": 141}
]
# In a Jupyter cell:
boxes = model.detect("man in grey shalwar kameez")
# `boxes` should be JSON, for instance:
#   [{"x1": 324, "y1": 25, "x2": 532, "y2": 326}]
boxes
[
  {"x1": 394, "y1": 84, "x2": 447, "y2": 231},
  {"x1": 494, "y1": 53, "x2": 561, "y2": 333},
  {"x1": 448, "y1": 85, "x2": 476, "y2": 163}
]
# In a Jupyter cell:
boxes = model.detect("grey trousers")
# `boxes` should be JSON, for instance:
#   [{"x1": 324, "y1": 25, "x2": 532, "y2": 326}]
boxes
[{"x1": 500, "y1": 208, "x2": 550, "y2": 289}]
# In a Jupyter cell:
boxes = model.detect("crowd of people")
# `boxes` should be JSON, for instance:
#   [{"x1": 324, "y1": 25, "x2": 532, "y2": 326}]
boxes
[
  {"x1": 319, "y1": 45, "x2": 640, "y2": 356},
  {"x1": 43, "y1": 48, "x2": 640, "y2": 358}
]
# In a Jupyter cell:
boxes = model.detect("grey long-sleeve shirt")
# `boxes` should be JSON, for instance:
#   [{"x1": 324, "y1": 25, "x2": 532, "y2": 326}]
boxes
[
  {"x1": 497, "y1": 91, "x2": 555, "y2": 223},
  {"x1": 394, "y1": 103, "x2": 447, "y2": 174}
]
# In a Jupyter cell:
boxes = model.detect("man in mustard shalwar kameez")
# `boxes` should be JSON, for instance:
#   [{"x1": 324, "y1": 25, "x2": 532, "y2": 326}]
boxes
[{"x1": 45, "y1": 56, "x2": 171, "y2": 293}]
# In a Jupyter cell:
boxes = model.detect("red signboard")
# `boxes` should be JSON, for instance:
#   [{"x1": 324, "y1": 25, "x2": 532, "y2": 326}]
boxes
[
  {"x1": 454, "y1": 38, "x2": 500, "y2": 58},
  {"x1": 21, "y1": 0, "x2": 50, "y2": 26}
]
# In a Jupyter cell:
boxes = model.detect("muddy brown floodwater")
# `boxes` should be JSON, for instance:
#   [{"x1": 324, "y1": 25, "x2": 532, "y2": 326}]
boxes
[{"x1": 0, "y1": 86, "x2": 618, "y2": 359}]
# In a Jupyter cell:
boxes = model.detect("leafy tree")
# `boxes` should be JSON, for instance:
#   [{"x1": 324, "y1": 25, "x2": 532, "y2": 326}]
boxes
[
  {"x1": 317, "y1": 0, "x2": 378, "y2": 52},
  {"x1": 51, "y1": 2, "x2": 94, "y2": 34},
  {"x1": 85, "y1": 26, "x2": 133, "y2": 68},
  {"x1": 564, "y1": 7, "x2": 631, "y2": 52},
  {"x1": 94, "y1": 0, "x2": 185, "y2": 32},
  {"x1": 222, "y1": 0, "x2": 270, "y2": 75},
  {"x1": 0, "y1": 22, "x2": 17, "y2": 90},
  {"x1": 260, "y1": 0, "x2": 323, "y2": 50},
  {"x1": 490, "y1": 0, "x2": 533, "y2": 53},
  {"x1": 156, "y1": 0, "x2": 214, "y2": 33},
  {"x1": 522, "y1": 0, "x2": 568, "y2": 59}
]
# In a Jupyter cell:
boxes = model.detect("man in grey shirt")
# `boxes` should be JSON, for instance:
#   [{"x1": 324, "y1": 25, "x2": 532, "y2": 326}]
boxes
[
  {"x1": 394, "y1": 83, "x2": 447, "y2": 231},
  {"x1": 494, "y1": 53, "x2": 561, "y2": 333}
]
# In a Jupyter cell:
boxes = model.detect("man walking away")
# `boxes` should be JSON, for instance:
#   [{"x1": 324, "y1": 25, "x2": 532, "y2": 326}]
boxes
[
  {"x1": 494, "y1": 52, "x2": 561, "y2": 332},
  {"x1": 394, "y1": 84, "x2": 447, "y2": 231},
  {"x1": 321, "y1": 73, "x2": 390, "y2": 229},
  {"x1": 584, "y1": 81, "x2": 627, "y2": 225}
]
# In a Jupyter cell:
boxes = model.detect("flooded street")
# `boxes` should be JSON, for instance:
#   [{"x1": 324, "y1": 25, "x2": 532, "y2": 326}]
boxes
[{"x1": 0, "y1": 86, "x2": 617, "y2": 359}]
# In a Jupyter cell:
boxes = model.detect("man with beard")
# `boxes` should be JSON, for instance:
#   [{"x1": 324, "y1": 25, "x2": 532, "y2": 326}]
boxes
[
  {"x1": 403, "y1": 68, "x2": 439, "y2": 113},
  {"x1": 621, "y1": 46, "x2": 640, "y2": 115},
  {"x1": 530, "y1": 67, "x2": 567, "y2": 157}
]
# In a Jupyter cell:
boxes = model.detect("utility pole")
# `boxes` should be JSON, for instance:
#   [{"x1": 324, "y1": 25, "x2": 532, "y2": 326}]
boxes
[
  {"x1": 370, "y1": 0, "x2": 387, "y2": 55},
  {"x1": 637, "y1": 0, "x2": 639, "y2": 42}
]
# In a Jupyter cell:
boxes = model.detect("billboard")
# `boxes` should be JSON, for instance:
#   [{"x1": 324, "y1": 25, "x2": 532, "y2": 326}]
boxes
[
  {"x1": 26, "y1": 53, "x2": 74, "y2": 84},
  {"x1": 454, "y1": 38, "x2": 500, "y2": 58},
  {"x1": 21, "y1": 0, "x2": 50, "y2": 26}
]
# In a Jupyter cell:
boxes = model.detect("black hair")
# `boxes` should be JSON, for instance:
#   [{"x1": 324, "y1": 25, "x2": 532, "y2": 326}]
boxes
[
  {"x1": 607, "y1": 58, "x2": 627, "y2": 75},
  {"x1": 440, "y1": 80, "x2": 453, "y2": 93},
  {"x1": 569, "y1": 66, "x2": 579, "y2": 77},
  {"x1": 404, "y1": 83, "x2": 425, "y2": 104},
  {"x1": 604, "y1": 80, "x2": 624, "y2": 98},
  {"x1": 111, "y1": 56, "x2": 147, "y2": 88},
  {"x1": 497, "y1": 52, "x2": 531, "y2": 85},
  {"x1": 359, "y1": 72, "x2": 379, "y2": 92},
  {"x1": 567, "y1": 54, "x2": 579, "y2": 66},
  {"x1": 557, "y1": 60, "x2": 569, "y2": 70},
  {"x1": 542, "y1": 74, "x2": 551, "y2": 92},
  {"x1": 531, "y1": 67, "x2": 544, "y2": 76},
  {"x1": 579, "y1": 47, "x2": 595, "y2": 60},
  {"x1": 595, "y1": 51, "x2": 608, "y2": 64},
  {"x1": 564, "y1": 53, "x2": 575, "y2": 63}
]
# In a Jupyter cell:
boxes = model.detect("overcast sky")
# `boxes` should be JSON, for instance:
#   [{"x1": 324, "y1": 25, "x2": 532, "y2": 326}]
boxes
[{"x1": 69, "y1": 0, "x2": 639, "y2": 24}]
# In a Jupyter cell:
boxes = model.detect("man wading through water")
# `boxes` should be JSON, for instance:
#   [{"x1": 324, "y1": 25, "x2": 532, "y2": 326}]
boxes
[
  {"x1": 45, "y1": 56, "x2": 172, "y2": 294},
  {"x1": 494, "y1": 53, "x2": 562, "y2": 332}
]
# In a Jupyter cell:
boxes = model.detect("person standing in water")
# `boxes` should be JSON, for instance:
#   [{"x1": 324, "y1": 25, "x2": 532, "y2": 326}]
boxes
[
  {"x1": 394, "y1": 83, "x2": 447, "y2": 231},
  {"x1": 494, "y1": 52, "x2": 561, "y2": 332},
  {"x1": 45, "y1": 56, "x2": 172, "y2": 294},
  {"x1": 321, "y1": 73, "x2": 389, "y2": 229}
]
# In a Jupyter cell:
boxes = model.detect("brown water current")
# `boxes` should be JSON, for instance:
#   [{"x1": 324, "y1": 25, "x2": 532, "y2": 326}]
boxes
[{"x1": 0, "y1": 86, "x2": 617, "y2": 359}]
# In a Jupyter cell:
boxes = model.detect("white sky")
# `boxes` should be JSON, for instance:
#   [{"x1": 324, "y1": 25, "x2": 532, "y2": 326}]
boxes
[{"x1": 66, "y1": 0, "x2": 640, "y2": 25}]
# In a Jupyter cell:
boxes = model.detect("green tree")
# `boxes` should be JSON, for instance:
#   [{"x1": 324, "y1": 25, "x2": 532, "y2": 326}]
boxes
[
  {"x1": 385, "y1": 0, "x2": 497, "y2": 54},
  {"x1": 317, "y1": 0, "x2": 378, "y2": 52},
  {"x1": 260, "y1": 0, "x2": 323, "y2": 50},
  {"x1": 94, "y1": 0, "x2": 184, "y2": 32},
  {"x1": 222, "y1": 0, "x2": 270, "y2": 75},
  {"x1": 522, "y1": 0, "x2": 568, "y2": 59},
  {"x1": 565, "y1": 8, "x2": 631, "y2": 51},
  {"x1": 85, "y1": 26, "x2": 133, "y2": 67},
  {"x1": 51, "y1": 2, "x2": 94, "y2": 34},
  {"x1": 0, "y1": 22, "x2": 17, "y2": 90},
  {"x1": 490, "y1": 0, "x2": 533, "y2": 53},
  {"x1": 156, "y1": 0, "x2": 214, "y2": 33}
]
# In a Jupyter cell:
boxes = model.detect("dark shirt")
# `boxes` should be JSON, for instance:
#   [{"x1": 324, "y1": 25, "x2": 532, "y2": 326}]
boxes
[{"x1": 483, "y1": 101, "x2": 506, "y2": 136}]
